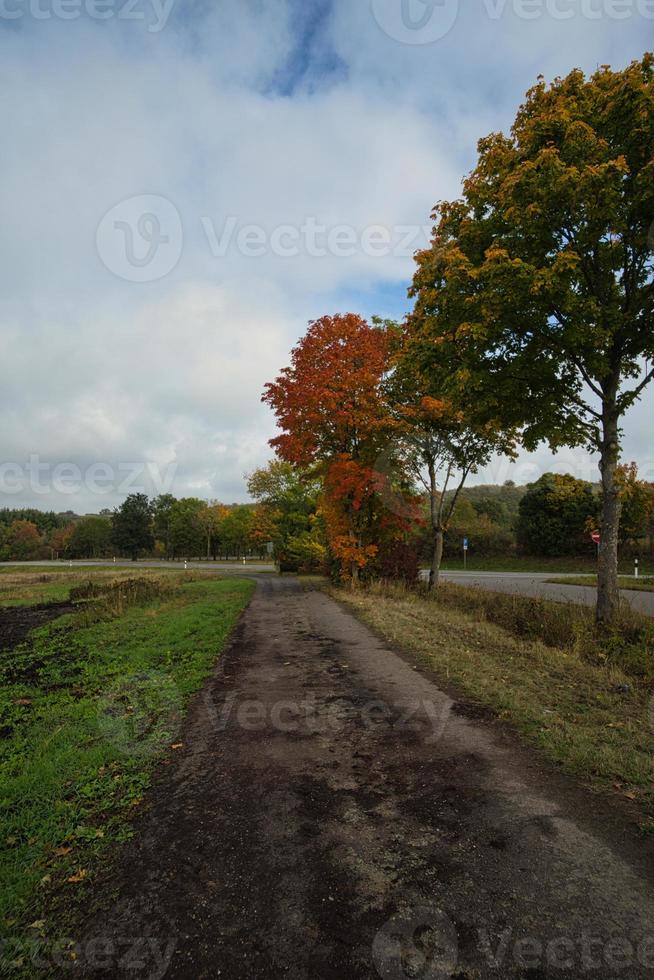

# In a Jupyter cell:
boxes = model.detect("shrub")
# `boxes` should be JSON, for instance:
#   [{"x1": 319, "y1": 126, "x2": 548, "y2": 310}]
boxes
[{"x1": 375, "y1": 540, "x2": 420, "y2": 586}]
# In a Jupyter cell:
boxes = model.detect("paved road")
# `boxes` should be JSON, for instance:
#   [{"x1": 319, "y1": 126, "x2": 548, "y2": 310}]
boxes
[
  {"x1": 76, "y1": 577, "x2": 654, "y2": 979},
  {"x1": 431, "y1": 570, "x2": 654, "y2": 617},
  {"x1": 0, "y1": 558, "x2": 276, "y2": 575}
]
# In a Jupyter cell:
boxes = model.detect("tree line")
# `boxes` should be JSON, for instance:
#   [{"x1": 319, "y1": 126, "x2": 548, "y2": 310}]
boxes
[
  {"x1": 263, "y1": 55, "x2": 654, "y2": 623},
  {"x1": 0, "y1": 497, "x2": 274, "y2": 562},
  {"x1": 1, "y1": 466, "x2": 652, "y2": 567}
]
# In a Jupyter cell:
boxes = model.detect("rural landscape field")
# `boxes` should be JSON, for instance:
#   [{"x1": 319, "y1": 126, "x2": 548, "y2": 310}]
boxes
[{"x1": 3, "y1": 1, "x2": 654, "y2": 977}]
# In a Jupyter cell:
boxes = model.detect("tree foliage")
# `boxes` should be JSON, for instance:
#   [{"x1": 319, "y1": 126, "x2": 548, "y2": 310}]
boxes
[
  {"x1": 263, "y1": 314, "x2": 406, "y2": 580},
  {"x1": 409, "y1": 55, "x2": 654, "y2": 620},
  {"x1": 111, "y1": 494, "x2": 154, "y2": 561},
  {"x1": 517, "y1": 473, "x2": 598, "y2": 557}
]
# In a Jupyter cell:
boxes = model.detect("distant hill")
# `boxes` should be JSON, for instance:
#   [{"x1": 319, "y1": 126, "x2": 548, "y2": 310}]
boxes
[{"x1": 444, "y1": 482, "x2": 526, "y2": 531}]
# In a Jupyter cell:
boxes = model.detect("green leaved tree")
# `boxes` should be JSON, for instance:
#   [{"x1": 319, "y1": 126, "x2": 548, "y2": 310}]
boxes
[
  {"x1": 410, "y1": 55, "x2": 654, "y2": 622},
  {"x1": 111, "y1": 494, "x2": 154, "y2": 561}
]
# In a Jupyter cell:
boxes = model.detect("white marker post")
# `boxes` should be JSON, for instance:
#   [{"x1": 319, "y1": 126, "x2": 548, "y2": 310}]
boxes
[{"x1": 635, "y1": 558, "x2": 639, "y2": 579}]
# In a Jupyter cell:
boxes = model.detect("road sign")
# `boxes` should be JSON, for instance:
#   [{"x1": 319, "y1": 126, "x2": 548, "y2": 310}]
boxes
[
  {"x1": 591, "y1": 531, "x2": 600, "y2": 545},
  {"x1": 463, "y1": 537, "x2": 469, "y2": 551}
]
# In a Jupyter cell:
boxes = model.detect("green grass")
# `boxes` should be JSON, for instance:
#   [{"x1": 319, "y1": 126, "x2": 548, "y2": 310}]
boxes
[
  {"x1": 429, "y1": 555, "x2": 654, "y2": 575},
  {"x1": 0, "y1": 575, "x2": 254, "y2": 970},
  {"x1": 548, "y1": 575, "x2": 654, "y2": 593},
  {"x1": 324, "y1": 579, "x2": 654, "y2": 829}
]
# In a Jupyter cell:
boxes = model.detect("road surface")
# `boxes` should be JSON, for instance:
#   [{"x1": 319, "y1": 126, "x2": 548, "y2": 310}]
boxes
[
  {"x1": 433, "y1": 570, "x2": 654, "y2": 617},
  {"x1": 75, "y1": 576, "x2": 654, "y2": 978}
]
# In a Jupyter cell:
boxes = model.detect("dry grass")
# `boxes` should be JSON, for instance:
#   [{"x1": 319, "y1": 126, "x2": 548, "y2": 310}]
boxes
[
  {"x1": 0, "y1": 567, "x2": 220, "y2": 609},
  {"x1": 326, "y1": 579, "x2": 654, "y2": 828}
]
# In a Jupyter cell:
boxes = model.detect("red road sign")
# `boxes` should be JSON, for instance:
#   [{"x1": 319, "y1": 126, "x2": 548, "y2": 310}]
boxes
[{"x1": 591, "y1": 531, "x2": 601, "y2": 545}]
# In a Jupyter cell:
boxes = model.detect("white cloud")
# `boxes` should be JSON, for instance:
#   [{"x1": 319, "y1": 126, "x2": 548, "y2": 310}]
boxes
[{"x1": 0, "y1": 2, "x2": 652, "y2": 511}]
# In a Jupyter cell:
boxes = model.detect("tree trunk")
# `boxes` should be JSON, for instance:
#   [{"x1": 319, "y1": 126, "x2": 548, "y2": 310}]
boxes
[
  {"x1": 428, "y1": 527, "x2": 444, "y2": 591},
  {"x1": 347, "y1": 509, "x2": 360, "y2": 586},
  {"x1": 597, "y1": 395, "x2": 621, "y2": 625},
  {"x1": 426, "y1": 457, "x2": 444, "y2": 592}
]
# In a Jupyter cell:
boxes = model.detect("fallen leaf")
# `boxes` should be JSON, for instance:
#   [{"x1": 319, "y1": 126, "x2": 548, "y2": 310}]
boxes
[
  {"x1": 14, "y1": 699, "x2": 32, "y2": 706},
  {"x1": 67, "y1": 869, "x2": 88, "y2": 884},
  {"x1": 624, "y1": 791, "x2": 637, "y2": 801},
  {"x1": 28, "y1": 920, "x2": 46, "y2": 930},
  {"x1": 170, "y1": 743, "x2": 183, "y2": 750},
  {"x1": 53, "y1": 846, "x2": 72, "y2": 857}
]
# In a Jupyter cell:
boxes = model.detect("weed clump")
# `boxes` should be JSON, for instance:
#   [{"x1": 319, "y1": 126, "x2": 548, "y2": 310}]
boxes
[{"x1": 69, "y1": 577, "x2": 174, "y2": 622}]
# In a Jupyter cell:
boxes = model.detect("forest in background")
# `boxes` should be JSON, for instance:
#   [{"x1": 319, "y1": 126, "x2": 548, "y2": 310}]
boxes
[{"x1": 2, "y1": 465, "x2": 652, "y2": 565}]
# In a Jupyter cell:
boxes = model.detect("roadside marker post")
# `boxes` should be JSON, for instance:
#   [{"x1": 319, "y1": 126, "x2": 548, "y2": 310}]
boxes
[
  {"x1": 635, "y1": 558, "x2": 639, "y2": 579},
  {"x1": 463, "y1": 537, "x2": 469, "y2": 571}
]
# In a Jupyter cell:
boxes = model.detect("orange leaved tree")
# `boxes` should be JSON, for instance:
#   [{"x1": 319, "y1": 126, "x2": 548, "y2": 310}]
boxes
[{"x1": 263, "y1": 313, "x2": 397, "y2": 582}]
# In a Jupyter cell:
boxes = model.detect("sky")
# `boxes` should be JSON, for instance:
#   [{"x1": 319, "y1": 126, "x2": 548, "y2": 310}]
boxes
[{"x1": 1, "y1": 0, "x2": 653, "y2": 512}]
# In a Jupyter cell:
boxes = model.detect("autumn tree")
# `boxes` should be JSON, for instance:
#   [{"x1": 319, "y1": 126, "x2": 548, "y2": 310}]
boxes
[
  {"x1": 616, "y1": 463, "x2": 654, "y2": 547},
  {"x1": 263, "y1": 314, "x2": 397, "y2": 581},
  {"x1": 384, "y1": 338, "x2": 515, "y2": 589},
  {"x1": 196, "y1": 503, "x2": 222, "y2": 560},
  {"x1": 410, "y1": 55, "x2": 654, "y2": 622},
  {"x1": 1, "y1": 520, "x2": 43, "y2": 561},
  {"x1": 247, "y1": 460, "x2": 323, "y2": 568},
  {"x1": 48, "y1": 523, "x2": 75, "y2": 559},
  {"x1": 219, "y1": 505, "x2": 254, "y2": 559}
]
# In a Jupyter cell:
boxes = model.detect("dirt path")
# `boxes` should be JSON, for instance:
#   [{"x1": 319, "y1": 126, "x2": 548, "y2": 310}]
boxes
[{"x1": 76, "y1": 577, "x2": 654, "y2": 979}]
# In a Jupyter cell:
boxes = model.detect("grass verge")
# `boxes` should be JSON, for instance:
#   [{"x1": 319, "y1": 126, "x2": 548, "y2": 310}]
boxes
[
  {"x1": 548, "y1": 575, "x2": 654, "y2": 593},
  {"x1": 324, "y1": 579, "x2": 654, "y2": 829},
  {"x1": 0, "y1": 574, "x2": 254, "y2": 973}
]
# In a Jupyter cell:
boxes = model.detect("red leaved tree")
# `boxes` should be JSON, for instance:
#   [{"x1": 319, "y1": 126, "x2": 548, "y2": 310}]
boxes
[{"x1": 263, "y1": 313, "x2": 401, "y2": 582}]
